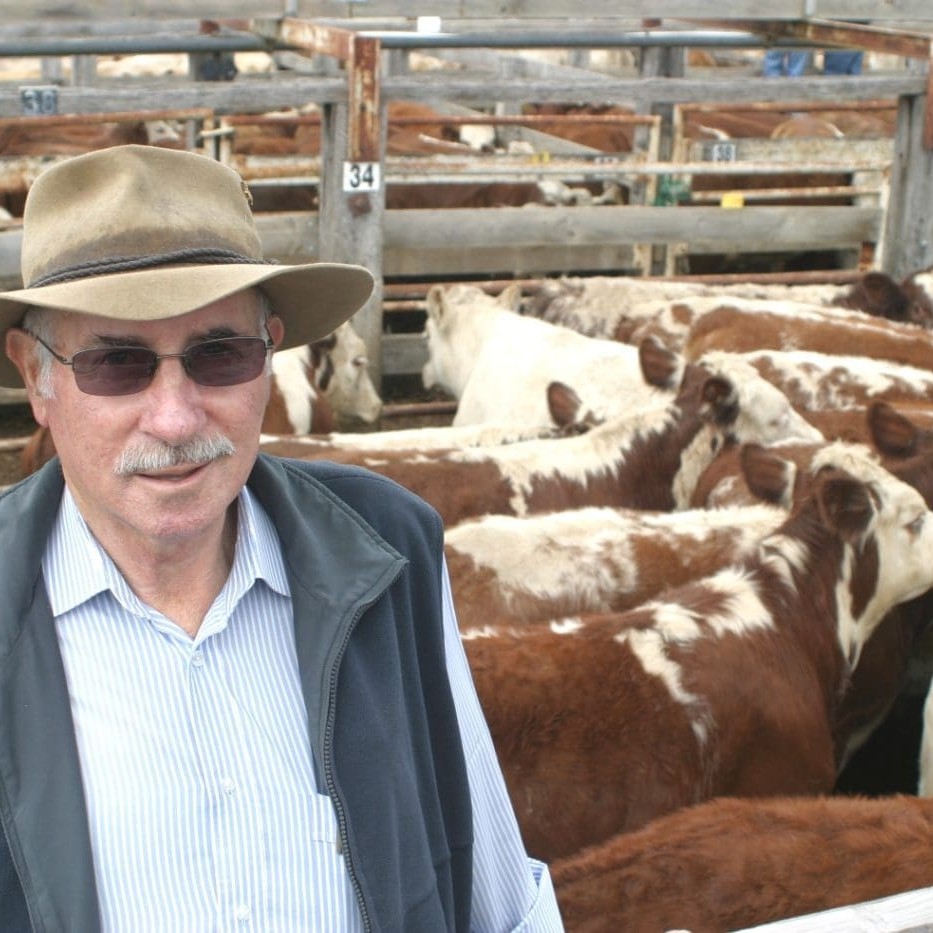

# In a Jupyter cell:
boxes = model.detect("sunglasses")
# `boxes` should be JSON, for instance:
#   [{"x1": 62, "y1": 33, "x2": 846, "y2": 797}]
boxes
[{"x1": 26, "y1": 330, "x2": 275, "y2": 397}]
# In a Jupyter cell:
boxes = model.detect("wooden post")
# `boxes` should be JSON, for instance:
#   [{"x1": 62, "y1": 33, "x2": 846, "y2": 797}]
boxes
[
  {"x1": 881, "y1": 91, "x2": 933, "y2": 280},
  {"x1": 270, "y1": 19, "x2": 388, "y2": 386},
  {"x1": 318, "y1": 96, "x2": 387, "y2": 386}
]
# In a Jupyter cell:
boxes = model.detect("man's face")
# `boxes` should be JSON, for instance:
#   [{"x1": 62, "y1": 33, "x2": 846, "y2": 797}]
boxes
[{"x1": 7, "y1": 291, "x2": 283, "y2": 556}]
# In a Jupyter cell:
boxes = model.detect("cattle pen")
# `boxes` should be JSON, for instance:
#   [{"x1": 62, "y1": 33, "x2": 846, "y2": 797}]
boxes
[
  {"x1": 0, "y1": 4, "x2": 931, "y2": 382},
  {"x1": 4, "y1": 4, "x2": 933, "y2": 929}
]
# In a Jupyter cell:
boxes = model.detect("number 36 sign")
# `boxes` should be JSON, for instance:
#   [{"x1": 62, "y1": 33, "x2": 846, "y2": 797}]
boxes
[{"x1": 342, "y1": 161, "x2": 381, "y2": 193}]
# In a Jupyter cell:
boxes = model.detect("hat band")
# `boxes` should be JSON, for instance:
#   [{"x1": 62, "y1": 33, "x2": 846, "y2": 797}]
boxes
[{"x1": 28, "y1": 247, "x2": 272, "y2": 288}]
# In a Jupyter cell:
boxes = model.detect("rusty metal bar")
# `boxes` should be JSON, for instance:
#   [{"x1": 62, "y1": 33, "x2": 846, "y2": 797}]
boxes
[
  {"x1": 676, "y1": 99, "x2": 896, "y2": 117},
  {"x1": 258, "y1": 17, "x2": 381, "y2": 164},
  {"x1": 348, "y1": 32, "x2": 381, "y2": 163},
  {"x1": 690, "y1": 18, "x2": 933, "y2": 60},
  {"x1": 0, "y1": 107, "x2": 213, "y2": 129}
]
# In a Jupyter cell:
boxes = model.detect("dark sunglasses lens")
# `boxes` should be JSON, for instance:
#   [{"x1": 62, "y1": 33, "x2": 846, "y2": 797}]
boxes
[
  {"x1": 186, "y1": 337, "x2": 269, "y2": 387},
  {"x1": 71, "y1": 347, "x2": 158, "y2": 396}
]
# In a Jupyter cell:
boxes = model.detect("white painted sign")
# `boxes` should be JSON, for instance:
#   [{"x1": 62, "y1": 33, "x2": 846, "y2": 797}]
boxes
[{"x1": 342, "y1": 161, "x2": 381, "y2": 193}]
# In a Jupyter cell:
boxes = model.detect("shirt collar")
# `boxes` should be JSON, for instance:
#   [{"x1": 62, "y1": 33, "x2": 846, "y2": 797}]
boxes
[{"x1": 43, "y1": 483, "x2": 291, "y2": 618}]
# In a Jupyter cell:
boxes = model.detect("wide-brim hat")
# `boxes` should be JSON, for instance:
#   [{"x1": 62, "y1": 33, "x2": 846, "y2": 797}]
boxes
[{"x1": 0, "y1": 144, "x2": 374, "y2": 388}]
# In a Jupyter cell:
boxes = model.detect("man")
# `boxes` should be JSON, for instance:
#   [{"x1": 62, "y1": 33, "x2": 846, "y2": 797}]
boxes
[
  {"x1": 0, "y1": 145, "x2": 563, "y2": 931},
  {"x1": 822, "y1": 49, "x2": 864, "y2": 75},
  {"x1": 762, "y1": 48, "x2": 811, "y2": 76}
]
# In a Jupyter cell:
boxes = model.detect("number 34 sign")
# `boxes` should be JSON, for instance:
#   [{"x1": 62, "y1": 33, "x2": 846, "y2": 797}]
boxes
[{"x1": 342, "y1": 161, "x2": 381, "y2": 193}]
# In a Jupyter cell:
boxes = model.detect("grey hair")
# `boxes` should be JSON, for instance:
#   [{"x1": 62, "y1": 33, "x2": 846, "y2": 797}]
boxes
[
  {"x1": 22, "y1": 287, "x2": 275, "y2": 398},
  {"x1": 20, "y1": 305, "x2": 57, "y2": 399}
]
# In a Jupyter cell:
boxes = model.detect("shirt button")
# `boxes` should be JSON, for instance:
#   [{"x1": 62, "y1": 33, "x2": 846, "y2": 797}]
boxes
[
  {"x1": 221, "y1": 778, "x2": 237, "y2": 796},
  {"x1": 234, "y1": 904, "x2": 251, "y2": 922},
  {"x1": 191, "y1": 652, "x2": 205, "y2": 668}
]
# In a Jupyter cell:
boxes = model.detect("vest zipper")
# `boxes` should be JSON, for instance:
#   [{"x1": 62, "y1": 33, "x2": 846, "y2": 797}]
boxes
[{"x1": 322, "y1": 601, "x2": 374, "y2": 933}]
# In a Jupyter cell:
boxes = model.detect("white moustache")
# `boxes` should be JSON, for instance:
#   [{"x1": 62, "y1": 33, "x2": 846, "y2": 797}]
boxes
[{"x1": 114, "y1": 434, "x2": 236, "y2": 476}]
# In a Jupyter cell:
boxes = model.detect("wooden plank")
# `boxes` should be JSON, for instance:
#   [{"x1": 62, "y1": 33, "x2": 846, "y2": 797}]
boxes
[
  {"x1": 318, "y1": 100, "x2": 387, "y2": 383},
  {"x1": 382, "y1": 203, "x2": 881, "y2": 249},
  {"x1": 0, "y1": 204, "x2": 881, "y2": 290},
  {"x1": 2, "y1": 3, "x2": 931, "y2": 22},
  {"x1": 0, "y1": 73, "x2": 921, "y2": 119},
  {"x1": 382, "y1": 73, "x2": 927, "y2": 108}
]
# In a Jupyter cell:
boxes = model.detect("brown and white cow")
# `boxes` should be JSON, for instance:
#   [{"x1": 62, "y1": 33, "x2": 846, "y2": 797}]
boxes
[
  {"x1": 462, "y1": 442, "x2": 933, "y2": 860},
  {"x1": 264, "y1": 349, "x2": 821, "y2": 526},
  {"x1": 692, "y1": 401, "x2": 933, "y2": 510},
  {"x1": 690, "y1": 407, "x2": 933, "y2": 781},
  {"x1": 445, "y1": 503, "x2": 784, "y2": 631},
  {"x1": 683, "y1": 297, "x2": 933, "y2": 371},
  {"x1": 550, "y1": 794, "x2": 933, "y2": 933},
  {"x1": 702, "y1": 348, "x2": 933, "y2": 412},
  {"x1": 265, "y1": 321, "x2": 382, "y2": 433},
  {"x1": 523, "y1": 271, "x2": 933, "y2": 344}
]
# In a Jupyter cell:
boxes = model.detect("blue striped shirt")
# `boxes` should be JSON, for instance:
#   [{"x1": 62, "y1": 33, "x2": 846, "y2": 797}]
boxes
[{"x1": 45, "y1": 485, "x2": 562, "y2": 932}]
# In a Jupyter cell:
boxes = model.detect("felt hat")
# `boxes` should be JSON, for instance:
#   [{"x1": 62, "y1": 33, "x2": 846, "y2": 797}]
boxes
[{"x1": 0, "y1": 144, "x2": 374, "y2": 388}]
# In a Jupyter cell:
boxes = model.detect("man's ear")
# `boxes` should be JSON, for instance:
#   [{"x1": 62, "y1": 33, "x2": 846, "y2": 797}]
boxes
[
  {"x1": 5, "y1": 327, "x2": 50, "y2": 426},
  {"x1": 266, "y1": 315, "x2": 285, "y2": 350}
]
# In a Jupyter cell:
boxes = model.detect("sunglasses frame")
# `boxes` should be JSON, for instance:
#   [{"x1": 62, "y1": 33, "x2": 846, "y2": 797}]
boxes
[{"x1": 25, "y1": 329, "x2": 275, "y2": 397}]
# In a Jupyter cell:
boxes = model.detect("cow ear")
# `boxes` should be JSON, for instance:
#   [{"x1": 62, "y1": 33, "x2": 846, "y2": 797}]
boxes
[
  {"x1": 700, "y1": 375, "x2": 739, "y2": 427},
  {"x1": 638, "y1": 336, "x2": 681, "y2": 389},
  {"x1": 547, "y1": 381, "x2": 583, "y2": 429},
  {"x1": 816, "y1": 475, "x2": 874, "y2": 541},
  {"x1": 425, "y1": 285, "x2": 446, "y2": 322},
  {"x1": 868, "y1": 401, "x2": 917, "y2": 459},
  {"x1": 740, "y1": 443, "x2": 797, "y2": 507},
  {"x1": 498, "y1": 283, "x2": 523, "y2": 312}
]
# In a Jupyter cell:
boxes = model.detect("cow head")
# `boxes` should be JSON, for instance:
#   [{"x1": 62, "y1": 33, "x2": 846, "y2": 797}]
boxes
[
  {"x1": 803, "y1": 443, "x2": 933, "y2": 668},
  {"x1": 311, "y1": 322, "x2": 382, "y2": 425},
  {"x1": 421, "y1": 283, "x2": 522, "y2": 397}
]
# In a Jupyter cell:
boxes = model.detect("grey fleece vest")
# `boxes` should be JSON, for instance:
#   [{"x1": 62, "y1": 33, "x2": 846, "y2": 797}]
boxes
[{"x1": 0, "y1": 454, "x2": 474, "y2": 932}]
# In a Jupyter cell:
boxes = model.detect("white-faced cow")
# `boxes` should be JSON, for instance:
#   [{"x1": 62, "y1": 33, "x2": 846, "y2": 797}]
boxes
[
  {"x1": 421, "y1": 282, "x2": 664, "y2": 428},
  {"x1": 265, "y1": 321, "x2": 382, "y2": 433}
]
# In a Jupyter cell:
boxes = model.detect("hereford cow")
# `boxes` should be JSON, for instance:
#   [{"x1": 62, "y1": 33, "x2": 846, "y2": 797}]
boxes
[
  {"x1": 265, "y1": 321, "x2": 381, "y2": 433},
  {"x1": 692, "y1": 400, "x2": 933, "y2": 510},
  {"x1": 445, "y1": 503, "x2": 784, "y2": 631},
  {"x1": 462, "y1": 442, "x2": 933, "y2": 860},
  {"x1": 264, "y1": 348, "x2": 822, "y2": 526},
  {"x1": 550, "y1": 794, "x2": 933, "y2": 933},
  {"x1": 704, "y1": 348, "x2": 933, "y2": 412},
  {"x1": 683, "y1": 297, "x2": 933, "y2": 370},
  {"x1": 421, "y1": 282, "x2": 664, "y2": 428},
  {"x1": 523, "y1": 271, "x2": 933, "y2": 343},
  {"x1": 691, "y1": 409, "x2": 933, "y2": 777}
]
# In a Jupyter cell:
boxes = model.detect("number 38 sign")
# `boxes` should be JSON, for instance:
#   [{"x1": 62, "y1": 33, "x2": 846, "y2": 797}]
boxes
[{"x1": 342, "y1": 161, "x2": 381, "y2": 193}]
